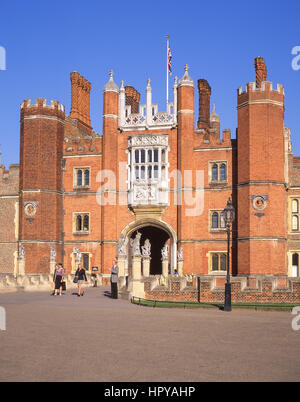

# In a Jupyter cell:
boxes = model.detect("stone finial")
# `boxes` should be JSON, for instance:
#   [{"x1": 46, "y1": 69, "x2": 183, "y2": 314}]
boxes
[
  {"x1": 104, "y1": 69, "x2": 119, "y2": 92},
  {"x1": 178, "y1": 64, "x2": 194, "y2": 88}
]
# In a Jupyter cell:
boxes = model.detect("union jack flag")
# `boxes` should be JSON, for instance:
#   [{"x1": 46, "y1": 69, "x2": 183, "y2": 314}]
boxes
[{"x1": 168, "y1": 47, "x2": 172, "y2": 76}]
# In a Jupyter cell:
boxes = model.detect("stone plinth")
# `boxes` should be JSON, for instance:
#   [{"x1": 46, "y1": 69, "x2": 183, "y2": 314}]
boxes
[
  {"x1": 162, "y1": 258, "x2": 169, "y2": 277},
  {"x1": 132, "y1": 255, "x2": 142, "y2": 280},
  {"x1": 50, "y1": 260, "x2": 56, "y2": 275},
  {"x1": 117, "y1": 255, "x2": 127, "y2": 278},
  {"x1": 142, "y1": 257, "x2": 150, "y2": 277},
  {"x1": 177, "y1": 260, "x2": 184, "y2": 276},
  {"x1": 17, "y1": 258, "x2": 25, "y2": 276}
]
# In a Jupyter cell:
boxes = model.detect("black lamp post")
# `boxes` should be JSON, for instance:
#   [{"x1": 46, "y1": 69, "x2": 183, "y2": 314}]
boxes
[{"x1": 223, "y1": 197, "x2": 235, "y2": 312}]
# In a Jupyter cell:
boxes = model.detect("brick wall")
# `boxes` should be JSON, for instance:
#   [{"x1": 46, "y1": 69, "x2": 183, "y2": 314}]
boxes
[
  {"x1": 0, "y1": 164, "x2": 19, "y2": 273},
  {"x1": 144, "y1": 275, "x2": 300, "y2": 304}
]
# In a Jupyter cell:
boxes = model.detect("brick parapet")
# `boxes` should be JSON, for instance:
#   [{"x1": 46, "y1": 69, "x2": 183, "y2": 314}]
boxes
[
  {"x1": 21, "y1": 98, "x2": 65, "y2": 120},
  {"x1": 237, "y1": 81, "x2": 284, "y2": 106},
  {"x1": 143, "y1": 275, "x2": 300, "y2": 303},
  {"x1": 0, "y1": 164, "x2": 19, "y2": 195}
]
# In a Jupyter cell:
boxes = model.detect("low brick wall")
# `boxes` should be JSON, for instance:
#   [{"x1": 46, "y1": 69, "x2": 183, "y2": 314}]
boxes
[{"x1": 143, "y1": 275, "x2": 300, "y2": 304}]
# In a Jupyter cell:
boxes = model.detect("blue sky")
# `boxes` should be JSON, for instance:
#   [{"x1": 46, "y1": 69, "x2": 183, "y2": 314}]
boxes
[{"x1": 0, "y1": 0, "x2": 300, "y2": 167}]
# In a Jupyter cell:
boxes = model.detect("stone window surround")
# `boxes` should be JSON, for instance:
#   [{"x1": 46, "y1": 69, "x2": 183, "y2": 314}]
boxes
[
  {"x1": 287, "y1": 250, "x2": 300, "y2": 277},
  {"x1": 127, "y1": 134, "x2": 169, "y2": 206},
  {"x1": 288, "y1": 197, "x2": 300, "y2": 233},
  {"x1": 209, "y1": 209, "x2": 227, "y2": 232},
  {"x1": 73, "y1": 212, "x2": 90, "y2": 235},
  {"x1": 73, "y1": 167, "x2": 91, "y2": 189},
  {"x1": 208, "y1": 161, "x2": 228, "y2": 184},
  {"x1": 207, "y1": 251, "x2": 228, "y2": 274}
]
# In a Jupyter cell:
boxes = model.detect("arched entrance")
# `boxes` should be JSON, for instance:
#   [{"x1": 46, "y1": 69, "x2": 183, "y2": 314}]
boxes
[
  {"x1": 130, "y1": 226, "x2": 170, "y2": 275},
  {"x1": 118, "y1": 219, "x2": 177, "y2": 277}
]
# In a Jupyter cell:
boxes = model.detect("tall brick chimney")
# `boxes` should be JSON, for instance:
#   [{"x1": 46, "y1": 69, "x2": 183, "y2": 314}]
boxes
[
  {"x1": 70, "y1": 71, "x2": 91, "y2": 128},
  {"x1": 254, "y1": 57, "x2": 267, "y2": 88},
  {"x1": 197, "y1": 79, "x2": 211, "y2": 131},
  {"x1": 125, "y1": 86, "x2": 140, "y2": 114}
]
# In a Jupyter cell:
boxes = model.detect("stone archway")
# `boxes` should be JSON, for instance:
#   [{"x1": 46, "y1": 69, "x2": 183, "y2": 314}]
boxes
[
  {"x1": 130, "y1": 226, "x2": 169, "y2": 275},
  {"x1": 118, "y1": 219, "x2": 177, "y2": 277}
]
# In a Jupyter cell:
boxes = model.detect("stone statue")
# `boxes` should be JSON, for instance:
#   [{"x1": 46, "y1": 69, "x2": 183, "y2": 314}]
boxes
[
  {"x1": 19, "y1": 244, "x2": 25, "y2": 259},
  {"x1": 177, "y1": 246, "x2": 183, "y2": 261},
  {"x1": 50, "y1": 246, "x2": 56, "y2": 261},
  {"x1": 117, "y1": 236, "x2": 128, "y2": 257},
  {"x1": 130, "y1": 231, "x2": 142, "y2": 256},
  {"x1": 161, "y1": 242, "x2": 169, "y2": 260},
  {"x1": 73, "y1": 247, "x2": 82, "y2": 263},
  {"x1": 141, "y1": 239, "x2": 151, "y2": 258}
]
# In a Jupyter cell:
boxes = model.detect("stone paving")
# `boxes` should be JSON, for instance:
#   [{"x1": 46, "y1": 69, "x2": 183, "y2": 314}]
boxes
[{"x1": 0, "y1": 286, "x2": 299, "y2": 382}]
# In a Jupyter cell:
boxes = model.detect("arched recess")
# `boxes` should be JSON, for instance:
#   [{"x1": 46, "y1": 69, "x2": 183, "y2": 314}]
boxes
[{"x1": 119, "y1": 219, "x2": 177, "y2": 275}]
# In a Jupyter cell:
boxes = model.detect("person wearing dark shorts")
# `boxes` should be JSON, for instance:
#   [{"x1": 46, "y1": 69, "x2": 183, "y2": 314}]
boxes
[{"x1": 75, "y1": 264, "x2": 87, "y2": 297}]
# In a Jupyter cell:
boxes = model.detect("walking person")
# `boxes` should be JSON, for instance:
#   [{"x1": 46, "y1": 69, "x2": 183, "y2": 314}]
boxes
[
  {"x1": 110, "y1": 259, "x2": 119, "y2": 299},
  {"x1": 53, "y1": 263, "x2": 65, "y2": 296},
  {"x1": 75, "y1": 264, "x2": 87, "y2": 297}
]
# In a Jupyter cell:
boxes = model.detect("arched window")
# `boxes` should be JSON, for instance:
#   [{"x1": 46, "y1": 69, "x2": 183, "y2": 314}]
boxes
[
  {"x1": 292, "y1": 253, "x2": 299, "y2": 277},
  {"x1": 76, "y1": 215, "x2": 82, "y2": 231},
  {"x1": 82, "y1": 254, "x2": 89, "y2": 270},
  {"x1": 220, "y1": 163, "x2": 226, "y2": 181},
  {"x1": 212, "y1": 212, "x2": 219, "y2": 228},
  {"x1": 292, "y1": 215, "x2": 299, "y2": 231},
  {"x1": 220, "y1": 212, "x2": 226, "y2": 228},
  {"x1": 83, "y1": 215, "x2": 89, "y2": 231},
  {"x1": 212, "y1": 254, "x2": 219, "y2": 271},
  {"x1": 292, "y1": 199, "x2": 299, "y2": 213},
  {"x1": 77, "y1": 170, "x2": 82, "y2": 186},
  {"x1": 292, "y1": 253, "x2": 299, "y2": 267},
  {"x1": 84, "y1": 169, "x2": 90, "y2": 186},
  {"x1": 220, "y1": 254, "x2": 227, "y2": 271},
  {"x1": 212, "y1": 164, "x2": 218, "y2": 181}
]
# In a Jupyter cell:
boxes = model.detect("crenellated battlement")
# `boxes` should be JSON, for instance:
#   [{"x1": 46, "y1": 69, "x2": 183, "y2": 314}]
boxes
[
  {"x1": 21, "y1": 98, "x2": 65, "y2": 119},
  {"x1": 0, "y1": 164, "x2": 19, "y2": 195},
  {"x1": 194, "y1": 128, "x2": 232, "y2": 147},
  {"x1": 237, "y1": 81, "x2": 284, "y2": 96}
]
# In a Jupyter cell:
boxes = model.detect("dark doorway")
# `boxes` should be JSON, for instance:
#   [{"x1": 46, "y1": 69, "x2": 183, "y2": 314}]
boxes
[{"x1": 131, "y1": 226, "x2": 170, "y2": 275}]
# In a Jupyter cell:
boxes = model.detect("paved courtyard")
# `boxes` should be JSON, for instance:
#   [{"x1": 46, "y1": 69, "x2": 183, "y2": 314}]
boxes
[{"x1": 0, "y1": 286, "x2": 299, "y2": 382}]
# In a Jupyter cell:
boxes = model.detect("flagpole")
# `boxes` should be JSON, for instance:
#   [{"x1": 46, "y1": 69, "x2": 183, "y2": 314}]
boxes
[{"x1": 166, "y1": 34, "x2": 169, "y2": 111}]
